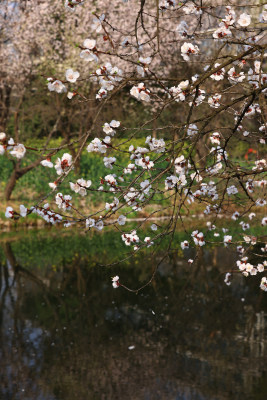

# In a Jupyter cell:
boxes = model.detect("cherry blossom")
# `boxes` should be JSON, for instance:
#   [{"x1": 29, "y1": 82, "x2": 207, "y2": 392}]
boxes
[
  {"x1": 48, "y1": 80, "x2": 67, "y2": 93},
  {"x1": 117, "y1": 215, "x2": 126, "y2": 226},
  {"x1": 227, "y1": 185, "x2": 238, "y2": 196},
  {"x1": 87, "y1": 138, "x2": 107, "y2": 154},
  {"x1": 91, "y1": 14, "x2": 105, "y2": 33},
  {"x1": 10, "y1": 144, "x2": 26, "y2": 159},
  {"x1": 55, "y1": 153, "x2": 72, "y2": 175},
  {"x1": 213, "y1": 25, "x2": 232, "y2": 39},
  {"x1": 70, "y1": 179, "x2": 91, "y2": 196},
  {"x1": 224, "y1": 235, "x2": 232, "y2": 246},
  {"x1": 55, "y1": 193, "x2": 72, "y2": 211},
  {"x1": 210, "y1": 64, "x2": 225, "y2": 81},
  {"x1": 41, "y1": 159, "x2": 53, "y2": 168},
  {"x1": 181, "y1": 240, "x2": 189, "y2": 250},
  {"x1": 65, "y1": 68, "x2": 80, "y2": 83},
  {"x1": 208, "y1": 94, "x2": 221, "y2": 108},
  {"x1": 2, "y1": 0, "x2": 266, "y2": 294},
  {"x1": 224, "y1": 273, "x2": 231, "y2": 286},
  {"x1": 112, "y1": 276, "x2": 120, "y2": 289},
  {"x1": 191, "y1": 231, "x2": 205, "y2": 246},
  {"x1": 20, "y1": 205, "x2": 27, "y2": 217},
  {"x1": 228, "y1": 67, "x2": 245, "y2": 83},
  {"x1": 181, "y1": 42, "x2": 199, "y2": 61},
  {"x1": 86, "y1": 218, "x2": 95, "y2": 228},
  {"x1": 80, "y1": 39, "x2": 98, "y2": 62},
  {"x1": 122, "y1": 231, "x2": 140, "y2": 246},
  {"x1": 130, "y1": 83, "x2": 151, "y2": 102},
  {"x1": 5, "y1": 207, "x2": 14, "y2": 219},
  {"x1": 237, "y1": 13, "x2": 251, "y2": 27}
]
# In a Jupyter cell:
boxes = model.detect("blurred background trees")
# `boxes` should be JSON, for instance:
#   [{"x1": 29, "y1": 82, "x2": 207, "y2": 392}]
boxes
[{"x1": 0, "y1": 0, "x2": 265, "y2": 200}]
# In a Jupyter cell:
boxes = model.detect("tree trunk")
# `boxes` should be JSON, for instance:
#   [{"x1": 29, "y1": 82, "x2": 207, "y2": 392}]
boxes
[
  {"x1": 4, "y1": 167, "x2": 20, "y2": 201},
  {"x1": 4, "y1": 160, "x2": 40, "y2": 200},
  {"x1": 0, "y1": 84, "x2": 12, "y2": 132},
  {"x1": 196, "y1": 136, "x2": 207, "y2": 169},
  {"x1": 4, "y1": 114, "x2": 62, "y2": 200}
]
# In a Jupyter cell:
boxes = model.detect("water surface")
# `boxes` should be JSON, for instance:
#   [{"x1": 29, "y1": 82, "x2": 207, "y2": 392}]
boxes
[{"x1": 0, "y1": 230, "x2": 266, "y2": 400}]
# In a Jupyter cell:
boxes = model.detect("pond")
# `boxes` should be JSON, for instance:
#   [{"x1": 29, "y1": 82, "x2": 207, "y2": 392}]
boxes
[{"x1": 0, "y1": 229, "x2": 266, "y2": 400}]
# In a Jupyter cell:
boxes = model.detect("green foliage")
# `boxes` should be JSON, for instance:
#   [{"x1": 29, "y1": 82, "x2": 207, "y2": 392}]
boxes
[
  {"x1": 1, "y1": 220, "x2": 266, "y2": 268},
  {"x1": 0, "y1": 136, "x2": 167, "y2": 204}
]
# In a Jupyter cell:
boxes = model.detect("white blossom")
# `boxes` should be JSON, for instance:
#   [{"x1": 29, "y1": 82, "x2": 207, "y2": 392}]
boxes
[
  {"x1": 210, "y1": 132, "x2": 221, "y2": 145},
  {"x1": 231, "y1": 211, "x2": 240, "y2": 221},
  {"x1": 260, "y1": 277, "x2": 267, "y2": 291},
  {"x1": 55, "y1": 153, "x2": 72, "y2": 175},
  {"x1": 70, "y1": 179, "x2": 91, "y2": 196},
  {"x1": 65, "y1": 68, "x2": 80, "y2": 83},
  {"x1": 224, "y1": 273, "x2": 231, "y2": 286},
  {"x1": 213, "y1": 25, "x2": 232, "y2": 39},
  {"x1": 55, "y1": 193, "x2": 72, "y2": 211},
  {"x1": 140, "y1": 179, "x2": 151, "y2": 194},
  {"x1": 5, "y1": 207, "x2": 14, "y2": 219},
  {"x1": 91, "y1": 13, "x2": 105, "y2": 32},
  {"x1": 228, "y1": 67, "x2": 245, "y2": 83},
  {"x1": 191, "y1": 230, "x2": 205, "y2": 246},
  {"x1": 237, "y1": 13, "x2": 251, "y2": 27},
  {"x1": 145, "y1": 136, "x2": 165, "y2": 153},
  {"x1": 144, "y1": 237, "x2": 154, "y2": 247},
  {"x1": 10, "y1": 144, "x2": 26, "y2": 159},
  {"x1": 117, "y1": 215, "x2": 126, "y2": 225},
  {"x1": 208, "y1": 94, "x2": 221, "y2": 108},
  {"x1": 67, "y1": 92, "x2": 75, "y2": 99},
  {"x1": 112, "y1": 275, "x2": 120, "y2": 288},
  {"x1": 87, "y1": 138, "x2": 107, "y2": 154},
  {"x1": 181, "y1": 42, "x2": 199, "y2": 61},
  {"x1": 86, "y1": 218, "x2": 95, "y2": 228},
  {"x1": 20, "y1": 205, "x2": 27, "y2": 217},
  {"x1": 227, "y1": 185, "x2": 238, "y2": 195},
  {"x1": 181, "y1": 240, "x2": 189, "y2": 250},
  {"x1": 122, "y1": 230, "x2": 140, "y2": 246},
  {"x1": 187, "y1": 124, "x2": 198, "y2": 137},
  {"x1": 224, "y1": 235, "x2": 232, "y2": 246},
  {"x1": 256, "y1": 199, "x2": 266, "y2": 207},
  {"x1": 105, "y1": 174, "x2": 117, "y2": 188},
  {"x1": 49, "y1": 182, "x2": 57, "y2": 190},
  {"x1": 183, "y1": 1, "x2": 202, "y2": 15},
  {"x1": 95, "y1": 220, "x2": 104, "y2": 230},
  {"x1": 41, "y1": 159, "x2": 53, "y2": 168},
  {"x1": 103, "y1": 157, "x2": 116, "y2": 169},
  {"x1": 130, "y1": 83, "x2": 151, "y2": 102},
  {"x1": 106, "y1": 197, "x2": 119, "y2": 211},
  {"x1": 48, "y1": 80, "x2": 67, "y2": 93},
  {"x1": 80, "y1": 39, "x2": 98, "y2": 62}
]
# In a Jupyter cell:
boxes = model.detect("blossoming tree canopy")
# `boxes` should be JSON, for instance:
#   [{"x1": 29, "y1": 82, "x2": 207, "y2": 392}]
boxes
[{"x1": 1, "y1": 0, "x2": 267, "y2": 292}]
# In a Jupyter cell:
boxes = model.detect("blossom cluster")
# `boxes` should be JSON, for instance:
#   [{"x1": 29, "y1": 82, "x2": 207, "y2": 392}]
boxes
[{"x1": 2, "y1": 0, "x2": 267, "y2": 293}]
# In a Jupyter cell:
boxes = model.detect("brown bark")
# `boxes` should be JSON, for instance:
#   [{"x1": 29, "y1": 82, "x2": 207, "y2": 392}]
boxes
[
  {"x1": 4, "y1": 159, "x2": 41, "y2": 200},
  {"x1": 61, "y1": 123, "x2": 80, "y2": 173},
  {"x1": 2, "y1": 242, "x2": 17, "y2": 268},
  {"x1": 0, "y1": 84, "x2": 12, "y2": 132},
  {"x1": 196, "y1": 136, "x2": 207, "y2": 169},
  {"x1": 4, "y1": 113, "x2": 62, "y2": 200},
  {"x1": 259, "y1": 93, "x2": 267, "y2": 130}
]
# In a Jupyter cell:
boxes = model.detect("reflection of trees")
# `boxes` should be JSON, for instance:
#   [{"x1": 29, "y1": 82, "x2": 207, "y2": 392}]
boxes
[
  {"x1": 0, "y1": 240, "x2": 266, "y2": 400},
  {"x1": 0, "y1": 242, "x2": 59, "y2": 399}
]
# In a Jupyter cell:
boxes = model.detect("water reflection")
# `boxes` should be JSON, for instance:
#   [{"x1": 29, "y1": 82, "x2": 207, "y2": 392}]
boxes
[{"x1": 0, "y1": 234, "x2": 266, "y2": 400}]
